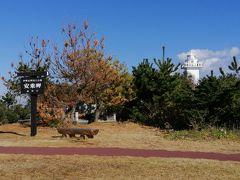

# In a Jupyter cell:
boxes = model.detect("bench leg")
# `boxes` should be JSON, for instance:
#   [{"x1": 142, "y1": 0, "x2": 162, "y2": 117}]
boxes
[
  {"x1": 61, "y1": 134, "x2": 67, "y2": 138},
  {"x1": 79, "y1": 135, "x2": 85, "y2": 140},
  {"x1": 86, "y1": 134, "x2": 94, "y2": 138},
  {"x1": 69, "y1": 134, "x2": 76, "y2": 138}
]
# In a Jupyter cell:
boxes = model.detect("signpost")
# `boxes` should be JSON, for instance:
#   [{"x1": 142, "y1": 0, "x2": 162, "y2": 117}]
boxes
[{"x1": 17, "y1": 70, "x2": 47, "y2": 136}]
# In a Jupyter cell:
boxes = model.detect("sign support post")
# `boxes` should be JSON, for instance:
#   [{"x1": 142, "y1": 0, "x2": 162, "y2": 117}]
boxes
[{"x1": 30, "y1": 94, "x2": 38, "y2": 136}]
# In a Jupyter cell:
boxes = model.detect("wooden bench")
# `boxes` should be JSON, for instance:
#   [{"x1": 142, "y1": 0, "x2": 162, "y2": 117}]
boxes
[{"x1": 57, "y1": 128, "x2": 99, "y2": 139}]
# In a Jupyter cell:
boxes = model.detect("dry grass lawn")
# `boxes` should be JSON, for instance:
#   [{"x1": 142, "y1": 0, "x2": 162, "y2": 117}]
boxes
[
  {"x1": 0, "y1": 122, "x2": 240, "y2": 179},
  {"x1": 0, "y1": 122, "x2": 239, "y2": 154},
  {"x1": 0, "y1": 155, "x2": 239, "y2": 180}
]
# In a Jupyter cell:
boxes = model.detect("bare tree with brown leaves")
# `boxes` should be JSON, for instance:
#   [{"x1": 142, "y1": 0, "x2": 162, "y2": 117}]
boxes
[{"x1": 52, "y1": 21, "x2": 133, "y2": 121}]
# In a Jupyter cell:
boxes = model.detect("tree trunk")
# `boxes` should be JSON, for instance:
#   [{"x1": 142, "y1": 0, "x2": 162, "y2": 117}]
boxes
[
  {"x1": 71, "y1": 106, "x2": 76, "y2": 122},
  {"x1": 94, "y1": 102, "x2": 104, "y2": 122},
  {"x1": 94, "y1": 108, "x2": 100, "y2": 122},
  {"x1": 61, "y1": 105, "x2": 66, "y2": 121}
]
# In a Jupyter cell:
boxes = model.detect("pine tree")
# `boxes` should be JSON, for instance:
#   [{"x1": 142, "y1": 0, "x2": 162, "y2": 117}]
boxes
[{"x1": 132, "y1": 58, "x2": 193, "y2": 129}]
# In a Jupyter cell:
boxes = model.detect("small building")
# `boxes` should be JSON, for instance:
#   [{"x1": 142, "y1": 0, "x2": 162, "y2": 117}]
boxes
[{"x1": 181, "y1": 53, "x2": 203, "y2": 84}]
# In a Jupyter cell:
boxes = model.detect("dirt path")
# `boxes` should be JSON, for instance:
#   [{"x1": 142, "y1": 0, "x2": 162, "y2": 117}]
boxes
[{"x1": 0, "y1": 146, "x2": 239, "y2": 162}]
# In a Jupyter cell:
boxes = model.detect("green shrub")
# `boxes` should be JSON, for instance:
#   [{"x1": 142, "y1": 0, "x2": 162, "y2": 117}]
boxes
[
  {"x1": 47, "y1": 119, "x2": 61, "y2": 128},
  {"x1": 0, "y1": 103, "x2": 8, "y2": 124},
  {"x1": 5, "y1": 110, "x2": 19, "y2": 123},
  {"x1": 14, "y1": 104, "x2": 30, "y2": 120}
]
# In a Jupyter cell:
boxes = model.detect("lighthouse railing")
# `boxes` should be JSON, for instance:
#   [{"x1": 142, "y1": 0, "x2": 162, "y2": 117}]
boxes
[{"x1": 181, "y1": 62, "x2": 203, "y2": 68}]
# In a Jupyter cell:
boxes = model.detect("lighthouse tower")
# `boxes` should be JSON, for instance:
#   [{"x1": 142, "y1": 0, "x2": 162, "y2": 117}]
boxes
[{"x1": 181, "y1": 53, "x2": 203, "y2": 84}]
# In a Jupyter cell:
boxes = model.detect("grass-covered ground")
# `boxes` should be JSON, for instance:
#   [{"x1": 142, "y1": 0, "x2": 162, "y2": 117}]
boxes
[
  {"x1": 0, "y1": 122, "x2": 239, "y2": 179},
  {"x1": 0, "y1": 122, "x2": 239, "y2": 154},
  {"x1": 0, "y1": 155, "x2": 239, "y2": 180}
]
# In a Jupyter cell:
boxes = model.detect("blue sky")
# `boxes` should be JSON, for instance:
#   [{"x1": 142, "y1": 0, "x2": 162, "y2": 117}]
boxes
[{"x1": 1, "y1": 0, "x2": 240, "y2": 95}]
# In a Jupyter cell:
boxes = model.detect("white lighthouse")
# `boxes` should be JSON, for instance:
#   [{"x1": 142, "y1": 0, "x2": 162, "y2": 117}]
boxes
[{"x1": 181, "y1": 53, "x2": 203, "y2": 84}]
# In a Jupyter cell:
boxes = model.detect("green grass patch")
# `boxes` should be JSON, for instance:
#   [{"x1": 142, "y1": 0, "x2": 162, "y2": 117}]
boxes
[{"x1": 163, "y1": 128, "x2": 240, "y2": 141}]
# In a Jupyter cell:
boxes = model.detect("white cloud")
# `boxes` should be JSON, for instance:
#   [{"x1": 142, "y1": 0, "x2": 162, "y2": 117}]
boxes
[{"x1": 177, "y1": 47, "x2": 240, "y2": 76}]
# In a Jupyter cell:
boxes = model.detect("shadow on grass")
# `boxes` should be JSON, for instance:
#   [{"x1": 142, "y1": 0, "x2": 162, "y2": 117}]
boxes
[{"x1": 0, "y1": 131, "x2": 26, "y2": 136}]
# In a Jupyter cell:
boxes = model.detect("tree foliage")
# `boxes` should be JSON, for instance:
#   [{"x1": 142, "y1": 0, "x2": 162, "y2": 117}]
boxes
[
  {"x1": 52, "y1": 22, "x2": 133, "y2": 121},
  {"x1": 130, "y1": 56, "x2": 240, "y2": 130},
  {"x1": 2, "y1": 21, "x2": 132, "y2": 124},
  {"x1": 131, "y1": 58, "x2": 194, "y2": 129},
  {"x1": 2, "y1": 38, "x2": 50, "y2": 96},
  {"x1": 228, "y1": 56, "x2": 240, "y2": 75},
  {"x1": 0, "y1": 93, "x2": 30, "y2": 124},
  {"x1": 191, "y1": 57, "x2": 240, "y2": 129}
]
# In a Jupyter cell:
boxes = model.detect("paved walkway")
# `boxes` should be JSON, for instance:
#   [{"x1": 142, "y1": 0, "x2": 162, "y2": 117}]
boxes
[{"x1": 0, "y1": 146, "x2": 239, "y2": 162}]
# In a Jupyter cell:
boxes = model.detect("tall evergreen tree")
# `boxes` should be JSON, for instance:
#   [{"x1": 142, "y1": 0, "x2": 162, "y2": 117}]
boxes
[
  {"x1": 132, "y1": 58, "x2": 194, "y2": 129},
  {"x1": 195, "y1": 70, "x2": 240, "y2": 129}
]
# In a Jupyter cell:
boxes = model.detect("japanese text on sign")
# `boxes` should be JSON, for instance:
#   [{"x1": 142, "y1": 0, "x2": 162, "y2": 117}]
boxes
[{"x1": 21, "y1": 78, "x2": 44, "y2": 94}]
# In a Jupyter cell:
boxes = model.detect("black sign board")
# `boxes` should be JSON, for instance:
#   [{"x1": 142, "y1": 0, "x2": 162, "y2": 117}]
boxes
[{"x1": 21, "y1": 77, "x2": 44, "y2": 94}]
